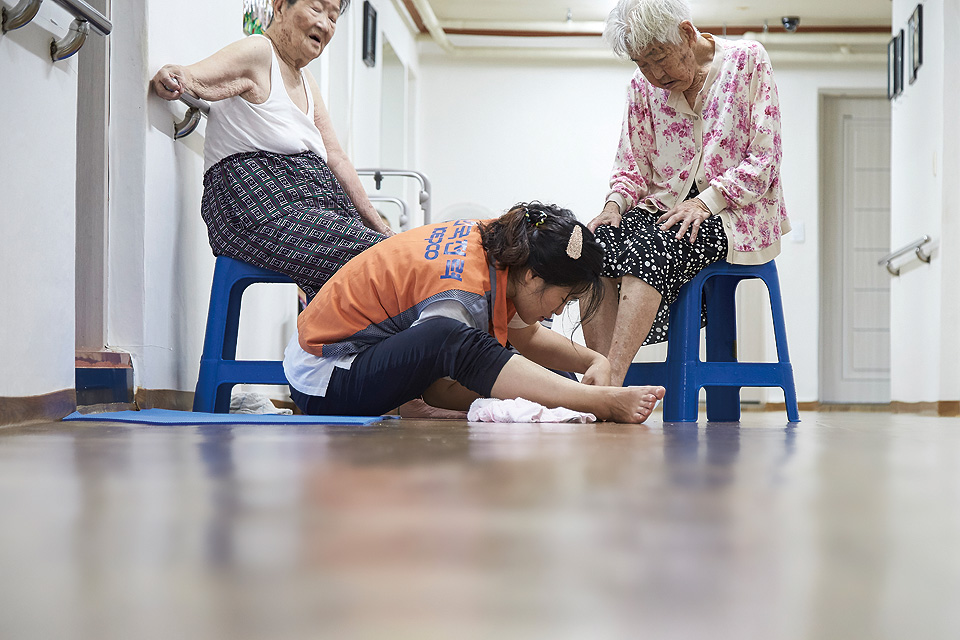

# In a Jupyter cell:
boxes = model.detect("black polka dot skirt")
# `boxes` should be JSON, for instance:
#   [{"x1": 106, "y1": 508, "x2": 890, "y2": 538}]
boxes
[{"x1": 593, "y1": 207, "x2": 728, "y2": 346}]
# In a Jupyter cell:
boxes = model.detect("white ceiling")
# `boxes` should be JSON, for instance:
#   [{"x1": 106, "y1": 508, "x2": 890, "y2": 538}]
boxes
[
  {"x1": 427, "y1": 0, "x2": 891, "y2": 29},
  {"x1": 405, "y1": 0, "x2": 891, "y2": 64}
]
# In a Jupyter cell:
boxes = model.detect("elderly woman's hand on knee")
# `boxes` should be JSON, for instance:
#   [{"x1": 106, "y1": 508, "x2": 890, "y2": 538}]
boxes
[
  {"x1": 588, "y1": 201, "x2": 623, "y2": 234},
  {"x1": 658, "y1": 198, "x2": 711, "y2": 243}
]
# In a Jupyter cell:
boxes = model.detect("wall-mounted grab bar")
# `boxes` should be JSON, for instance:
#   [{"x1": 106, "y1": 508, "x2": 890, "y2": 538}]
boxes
[
  {"x1": 51, "y1": 0, "x2": 110, "y2": 35},
  {"x1": 2, "y1": 0, "x2": 111, "y2": 59},
  {"x1": 878, "y1": 235, "x2": 932, "y2": 276},
  {"x1": 174, "y1": 93, "x2": 211, "y2": 139},
  {"x1": 1, "y1": 0, "x2": 42, "y2": 32},
  {"x1": 180, "y1": 91, "x2": 211, "y2": 115},
  {"x1": 356, "y1": 169, "x2": 432, "y2": 224}
]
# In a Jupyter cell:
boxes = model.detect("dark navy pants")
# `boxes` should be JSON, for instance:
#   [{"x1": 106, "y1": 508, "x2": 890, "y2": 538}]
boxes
[{"x1": 290, "y1": 317, "x2": 515, "y2": 416}]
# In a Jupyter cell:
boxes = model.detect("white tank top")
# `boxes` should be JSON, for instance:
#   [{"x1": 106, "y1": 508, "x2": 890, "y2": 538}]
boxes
[{"x1": 203, "y1": 34, "x2": 328, "y2": 172}]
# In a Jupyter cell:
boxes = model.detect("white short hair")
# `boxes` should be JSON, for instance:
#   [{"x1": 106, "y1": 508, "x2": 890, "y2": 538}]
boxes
[{"x1": 603, "y1": 0, "x2": 693, "y2": 59}]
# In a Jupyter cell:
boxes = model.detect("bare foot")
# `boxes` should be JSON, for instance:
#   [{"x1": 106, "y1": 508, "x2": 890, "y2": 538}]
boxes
[
  {"x1": 603, "y1": 385, "x2": 666, "y2": 423},
  {"x1": 397, "y1": 398, "x2": 468, "y2": 420}
]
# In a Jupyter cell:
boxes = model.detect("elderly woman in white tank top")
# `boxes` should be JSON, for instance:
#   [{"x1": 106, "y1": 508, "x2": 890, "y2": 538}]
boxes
[{"x1": 151, "y1": 0, "x2": 391, "y2": 299}]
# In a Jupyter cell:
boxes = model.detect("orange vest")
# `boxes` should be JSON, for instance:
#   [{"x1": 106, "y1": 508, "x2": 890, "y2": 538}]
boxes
[{"x1": 298, "y1": 219, "x2": 515, "y2": 358}]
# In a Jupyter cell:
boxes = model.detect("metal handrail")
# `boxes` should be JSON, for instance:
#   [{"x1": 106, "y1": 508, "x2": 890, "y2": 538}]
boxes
[
  {"x1": 174, "y1": 93, "x2": 211, "y2": 140},
  {"x1": 368, "y1": 196, "x2": 410, "y2": 230},
  {"x1": 51, "y1": 0, "x2": 111, "y2": 36},
  {"x1": 356, "y1": 169, "x2": 432, "y2": 224},
  {"x1": 180, "y1": 91, "x2": 211, "y2": 115},
  {"x1": 2, "y1": 0, "x2": 112, "y2": 59},
  {"x1": 878, "y1": 235, "x2": 931, "y2": 276}
]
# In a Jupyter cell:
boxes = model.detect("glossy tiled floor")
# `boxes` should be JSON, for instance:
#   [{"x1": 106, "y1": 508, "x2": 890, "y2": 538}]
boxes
[{"x1": 1, "y1": 411, "x2": 959, "y2": 639}]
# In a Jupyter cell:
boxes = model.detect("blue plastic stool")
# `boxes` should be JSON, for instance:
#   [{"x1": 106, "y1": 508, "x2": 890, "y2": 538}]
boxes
[
  {"x1": 193, "y1": 256, "x2": 294, "y2": 413},
  {"x1": 623, "y1": 260, "x2": 800, "y2": 423}
]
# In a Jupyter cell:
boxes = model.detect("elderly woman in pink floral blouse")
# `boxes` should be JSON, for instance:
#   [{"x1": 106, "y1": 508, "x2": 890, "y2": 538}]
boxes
[{"x1": 583, "y1": 0, "x2": 791, "y2": 387}]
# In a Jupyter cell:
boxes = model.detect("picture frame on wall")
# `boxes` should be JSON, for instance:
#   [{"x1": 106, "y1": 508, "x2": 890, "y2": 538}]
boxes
[
  {"x1": 907, "y1": 3, "x2": 923, "y2": 84},
  {"x1": 362, "y1": 1, "x2": 377, "y2": 68},
  {"x1": 887, "y1": 29, "x2": 903, "y2": 99}
]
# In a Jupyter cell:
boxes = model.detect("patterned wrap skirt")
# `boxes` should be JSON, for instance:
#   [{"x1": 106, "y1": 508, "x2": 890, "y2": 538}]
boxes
[
  {"x1": 594, "y1": 206, "x2": 728, "y2": 346},
  {"x1": 201, "y1": 150, "x2": 385, "y2": 298}
]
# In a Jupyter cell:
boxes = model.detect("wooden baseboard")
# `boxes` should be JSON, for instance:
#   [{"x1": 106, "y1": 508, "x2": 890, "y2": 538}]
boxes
[
  {"x1": 890, "y1": 401, "x2": 943, "y2": 416},
  {"x1": 135, "y1": 389, "x2": 195, "y2": 411},
  {"x1": 746, "y1": 401, "x2": 822, "y2": 413},
  {"x1": 938, "y1": 401, "x2": 960, "y2": 417},
  {"x1": 760, "y1": 401, "x2": 960, "y2": 416},
  {"x1": 0, "y1": 389, "x2": 77, "y2": 427}
]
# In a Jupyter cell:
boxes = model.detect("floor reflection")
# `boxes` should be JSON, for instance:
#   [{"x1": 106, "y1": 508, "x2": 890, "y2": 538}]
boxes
[{"x1": 0, "y1": 413, "x2": 958, "y2": 639}]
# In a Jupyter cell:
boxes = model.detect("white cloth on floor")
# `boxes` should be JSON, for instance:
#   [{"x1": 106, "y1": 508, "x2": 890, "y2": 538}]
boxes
[
  {"x1": 467, "y1": 397, "x2": 596, "y2": 423},
  {"x1": 230, "y1": 391, "x2": 293, "y2": 415}
]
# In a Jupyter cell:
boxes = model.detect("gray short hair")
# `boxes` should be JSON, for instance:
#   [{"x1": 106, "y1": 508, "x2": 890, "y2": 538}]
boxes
[{"x1": 603, "y1": 0, "x2": 693, "y2": 59}]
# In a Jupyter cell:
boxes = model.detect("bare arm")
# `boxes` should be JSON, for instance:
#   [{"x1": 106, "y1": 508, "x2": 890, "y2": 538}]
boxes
[
  {"x1": 151, "y1": 36, "x2": 272, "y2": 104},
  {"x1": 508, "y1": 322, "x2": 611, "y2": 386},
  {"x1": 306, "y1": 72, "x2": 394, "y2": 236}
]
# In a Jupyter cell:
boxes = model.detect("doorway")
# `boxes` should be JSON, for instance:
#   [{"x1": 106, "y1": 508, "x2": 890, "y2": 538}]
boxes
[{"x1": 819, "y1": 94, "x2": 891, "y2": 404}]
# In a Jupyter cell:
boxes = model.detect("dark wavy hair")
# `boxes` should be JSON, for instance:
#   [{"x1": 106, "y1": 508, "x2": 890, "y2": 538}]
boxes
[
  {"x1": 479, "y1": 202, "x2": 605, "y2": 322},
  {"x1": 285, "y1": 0, "x2": 351, "y2": 13}
]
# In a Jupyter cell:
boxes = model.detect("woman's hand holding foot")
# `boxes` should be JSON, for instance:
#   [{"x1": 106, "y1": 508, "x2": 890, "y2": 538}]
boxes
[{"x1": 581, "y1": 355, "x2": 612, "y2": 387}]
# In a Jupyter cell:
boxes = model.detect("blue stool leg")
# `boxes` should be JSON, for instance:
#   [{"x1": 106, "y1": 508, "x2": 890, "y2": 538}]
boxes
[
  {"x1": 194, "y1": 259, "x2": 252, "y2": 413},
  {"x1": 194, "y1": 260, "x2": 234, "y2": 413},
  {"x1": 705, "y1": 275, "x2": 742, "y2": 422},
  {"x1": 661, "y1": 276, "x2": 705, "y2": 422},
  {"x1": 757, "y1": 263, "x2": 801, "y2": 423},
  {"x1": 210, "y1": 276, "x2": 250, "y2": 413}
]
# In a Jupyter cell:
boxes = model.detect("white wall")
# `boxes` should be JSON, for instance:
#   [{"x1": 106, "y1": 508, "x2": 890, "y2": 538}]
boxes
[
  {"x1": 106, "y1": 0, "x2": 239, "y2": 395},
  {"x1": 0, "y1": 2, "x2": 79, "y2": 397},
  {"x1": 940, "y1": 0, "x2": 960, "y2": 403},
  {"x1": 889, "y1": 0, "x2": 960, "y2": 404},
  {"x1": 419, "y1": 57, "x2": 633, "y2": 222},
  {"x1": 418, "y1": 52, "x2": 885, "y2": 403}
]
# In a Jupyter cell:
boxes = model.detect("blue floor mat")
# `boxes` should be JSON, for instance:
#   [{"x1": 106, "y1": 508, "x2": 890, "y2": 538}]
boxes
[{"x1": 63, "y1": 408, "x2": 394, "y2": 426}]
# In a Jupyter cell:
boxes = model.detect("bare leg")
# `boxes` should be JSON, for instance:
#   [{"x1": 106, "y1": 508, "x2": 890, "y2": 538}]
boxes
[
  {"x1": 488, "y1": 355, "x2": 665, "y2": 424},
  {"x1": 396, "y1": 380, "x2": 480, "y2": 419},
  {"x1": 422, "y1": 379, "x2": 481, "y2": 412},
  {"x1": 580, "y1": 276, "x2": 621, "y2": 356},
  {"x1": 397, "y1": 398, "x2": 468, "y2": 420},
  {"x1": 607, "y1": 276, "x2": 662, "y2": 387}
]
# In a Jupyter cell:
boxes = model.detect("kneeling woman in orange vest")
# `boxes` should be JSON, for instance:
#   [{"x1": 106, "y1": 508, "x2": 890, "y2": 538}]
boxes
[{"x1": 283, "y1": 202, "x2": 666, "y2": 423}]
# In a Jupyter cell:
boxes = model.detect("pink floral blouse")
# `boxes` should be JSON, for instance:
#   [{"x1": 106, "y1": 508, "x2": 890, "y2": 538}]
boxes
[{"x1": 606, "y1": 35, "x2": 791, "y2": 264}]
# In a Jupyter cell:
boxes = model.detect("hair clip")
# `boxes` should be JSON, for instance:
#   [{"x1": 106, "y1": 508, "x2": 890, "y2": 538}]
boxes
[
  {"x1": 525, "y1": 209, "x2": 547, "y2": 227},
  {"x1": 566, "y1": 225, "x2": 583, "y2": 260}
]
